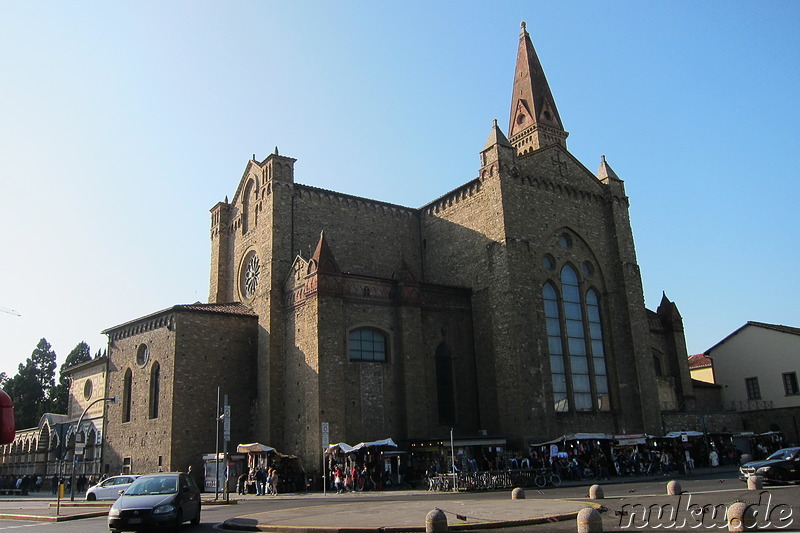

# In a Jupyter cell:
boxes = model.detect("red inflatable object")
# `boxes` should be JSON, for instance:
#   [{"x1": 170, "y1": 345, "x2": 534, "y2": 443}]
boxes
[{"x1": 0, "y1": 390, "x2": 15, "y2": 444}]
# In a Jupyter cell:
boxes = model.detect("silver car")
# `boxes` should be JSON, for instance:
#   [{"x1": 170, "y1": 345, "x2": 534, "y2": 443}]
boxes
[
  {"x1": 86, "y1": 475, "x2": 140, "y2": 501},
  {"x1": 108, "y1": 472, "x2": 201, "y2": 532}
]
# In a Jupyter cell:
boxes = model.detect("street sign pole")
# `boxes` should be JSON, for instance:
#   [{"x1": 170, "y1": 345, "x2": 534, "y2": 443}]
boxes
[
  {"x1": 321, "y1": 422, "x2": 329, "y2": 495},
  {"x1": 223, "y1": 396, "x2": 230, "y2": 501}
]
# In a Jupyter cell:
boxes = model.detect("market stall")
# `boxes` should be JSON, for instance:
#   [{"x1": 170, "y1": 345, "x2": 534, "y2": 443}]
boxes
[
  {"x1": 324, "y1": 438, "x2": 398, "y2": 490},
  {"x1": 235, "y1": 443, "x2": 303, "y2": 493}
]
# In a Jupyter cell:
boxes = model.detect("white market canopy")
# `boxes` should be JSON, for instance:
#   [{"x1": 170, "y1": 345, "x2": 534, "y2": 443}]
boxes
[
  {"x1": 530, "y1": 433, "x2": 613, "y2": 447},
  {"x1": 663, "y1": 431, "x2": 705, "y2": 439},
  {"x1": 237, "y1": 443, "x2": 277, "y2": 454},
  {"x1": 326, "y1": 438, "x2": 397, "y2": 454}
]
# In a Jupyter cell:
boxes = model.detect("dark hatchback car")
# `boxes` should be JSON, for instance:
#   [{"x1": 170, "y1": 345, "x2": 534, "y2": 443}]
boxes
[
  {"x1": 108, "y1": 472, "x2": 201, "y2": 532},
  {"x1": 739, "y1": 447, "x2": 800, "y2": 483}
]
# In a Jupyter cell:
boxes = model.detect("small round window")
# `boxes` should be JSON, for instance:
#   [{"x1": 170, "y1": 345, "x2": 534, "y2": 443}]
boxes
[
  {"x1": 543, "y1": 254, "x2": 555, "y2": 271},
  {"x1": 83, "y1": 379, "x2": 93, "y2": 401},
  {"x1": 136, "y1": 344, "x2": 150, "y2": 366}
]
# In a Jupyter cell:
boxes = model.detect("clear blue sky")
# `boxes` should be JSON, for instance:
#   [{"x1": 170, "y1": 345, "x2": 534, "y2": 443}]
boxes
[{"x1": 1, "y1": 1, "x2": 798, "y2": 377}]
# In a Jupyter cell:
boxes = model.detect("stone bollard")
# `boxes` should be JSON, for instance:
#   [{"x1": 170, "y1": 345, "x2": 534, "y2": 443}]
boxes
[
  {"x1": 727, "y1": 502, "x2": 757, "y2": 532},
  {"x1": 426, "y1": 508, "x2": 448, "y2": 533},
  {"x1": 577, "y1": 507, "x2": 603, "y2": 533},
  {"x1": 511, "y1": 487, "x2": 525, "y2": 499},
  {"x1": 666, "y1": 480, "x2": 681, "y2": 495},
  {"x1": 589, "y1": 484, "x2": 604, "y2": 499},
  {"x1": 746, "y1": 475, "x2": 762, "y2": 491}
]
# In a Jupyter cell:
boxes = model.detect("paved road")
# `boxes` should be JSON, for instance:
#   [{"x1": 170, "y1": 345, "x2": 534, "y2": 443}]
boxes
[{"x1": 0, "y1": 470, "x2": 796, "y2": 532}]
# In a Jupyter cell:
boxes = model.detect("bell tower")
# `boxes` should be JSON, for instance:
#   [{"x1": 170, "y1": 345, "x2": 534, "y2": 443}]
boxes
[{"x1": 508, "y1": 22, "x2": 569, "y2": 154}]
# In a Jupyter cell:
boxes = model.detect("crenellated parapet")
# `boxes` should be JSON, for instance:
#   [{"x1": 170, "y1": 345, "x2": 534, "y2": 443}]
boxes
[
  {"x1": 294, "y1": 184, "x2": 417, "y2": 219},
  {"x1": 421, "y1": 178, "x2": 483, "y2": 216}
]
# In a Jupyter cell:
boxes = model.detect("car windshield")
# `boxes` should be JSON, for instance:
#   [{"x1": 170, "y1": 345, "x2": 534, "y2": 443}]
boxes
[
  {"x1": 124, "y1": 476, "x2": 178, "y2": 496},
  {"x1": 767, "y1": 449, "x2": 799, "y2": 461}
]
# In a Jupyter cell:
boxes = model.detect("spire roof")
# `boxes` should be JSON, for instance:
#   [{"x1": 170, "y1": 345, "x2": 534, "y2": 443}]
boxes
[
  {"x1": 508, "y1": 22, "x2": 568, "y2": 153},
  {"x1": 308, "y1": 231, "x2": 340, "y2": 276},
  {"x1": 597, "y1": 155, "x2": 621, "y2": 182},
  {"x1": 483, "y1": 119, "x2": 512, "y2": 151}
]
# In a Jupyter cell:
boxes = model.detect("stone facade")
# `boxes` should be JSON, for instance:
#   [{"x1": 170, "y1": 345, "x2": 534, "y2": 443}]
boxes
[
  {"x1": 102, "y1": 25, "x2": 697, "y2": 474},
  {"x1": 102, "y1": 303, "x2": 257, "y2": 475}
]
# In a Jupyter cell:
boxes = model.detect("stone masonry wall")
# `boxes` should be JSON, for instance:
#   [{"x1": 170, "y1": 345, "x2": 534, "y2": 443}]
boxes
[
  {"x1": 104, "y1": 309, "x2": 257, "y2": 478},
  {"x1": 104, "y1": 318, "x2": 177, "y2": 475}
]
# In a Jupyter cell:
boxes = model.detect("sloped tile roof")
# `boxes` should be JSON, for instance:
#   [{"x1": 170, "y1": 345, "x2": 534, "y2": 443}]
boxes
[
  {"x1": 688, "y1": 353, "x2": 712, "y2": 369},
  {"x1": 175, "y1": 302, "x2": 257, "y2": 316}
]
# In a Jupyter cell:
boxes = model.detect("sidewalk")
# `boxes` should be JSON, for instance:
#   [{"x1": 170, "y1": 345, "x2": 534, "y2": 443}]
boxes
[{"x1": 219, "y1": 467, "x2": 742, "y2": 532}]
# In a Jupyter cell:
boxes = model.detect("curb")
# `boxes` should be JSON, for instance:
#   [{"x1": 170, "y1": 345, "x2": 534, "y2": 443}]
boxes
[{"x1": 0, "y1": 511, "x2": 108, "y2": 522}]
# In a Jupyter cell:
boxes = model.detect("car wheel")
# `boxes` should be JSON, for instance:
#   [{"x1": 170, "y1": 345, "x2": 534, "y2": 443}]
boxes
[
  {"x1": 190, "y1": 507, "x2": 201, "y2": 526},
  {"x1": 773, "y1": 469, "x2": 788, "y2": 483},
  {"x1": 86, "y1": 492, "x2": 96, "y2": 501},
  {"x1": 173, "y1": 509, "x2": 183, "y2": 532}
]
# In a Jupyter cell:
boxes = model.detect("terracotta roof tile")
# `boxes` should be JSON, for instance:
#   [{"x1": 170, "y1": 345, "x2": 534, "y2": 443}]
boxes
[{"x1": 688, "y1": 353, "x2": 712, "y2": 369}]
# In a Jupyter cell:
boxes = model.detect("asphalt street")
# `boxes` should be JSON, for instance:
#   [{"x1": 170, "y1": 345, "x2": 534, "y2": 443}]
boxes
[{"x1": 0, "y1": 469, "x2": 796, "y2": 532}]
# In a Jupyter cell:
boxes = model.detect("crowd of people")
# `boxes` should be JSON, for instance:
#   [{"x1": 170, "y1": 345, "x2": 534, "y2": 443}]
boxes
[
  {"x1": 0, "y1": 473, "x2": 101, "y2": 494},
  {"x1": 421, "y1": 435, "x2": 791, "y2": 489},
  {"x1": 236, "y1": 466, "x2": 283, "y2": 495},
  {"x1": 331, "y1": 463, "x2": 389, "y2": 493}
]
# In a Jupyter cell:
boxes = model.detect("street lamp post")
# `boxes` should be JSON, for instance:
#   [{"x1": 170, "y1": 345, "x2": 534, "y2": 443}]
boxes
[{"x1": 70, "y1": 396, "x2": 117, "y2": 501}]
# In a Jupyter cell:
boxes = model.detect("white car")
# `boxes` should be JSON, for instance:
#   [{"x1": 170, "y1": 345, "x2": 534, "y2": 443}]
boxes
[{"x1": 85, "y1": 475, "x2": 140, "y2": 501}]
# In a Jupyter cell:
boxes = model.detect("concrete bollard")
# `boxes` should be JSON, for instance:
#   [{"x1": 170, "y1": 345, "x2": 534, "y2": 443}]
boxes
[
  {"x1": 666, "y1": 480, "x2": 681, "y2": 495},
  {"x1": 589, "y1": 484, "x2": 604, "y2": 499},
  {"x1": 511, "y1": 487, "x2": 525, "y2": 499},
  {"x1": 727, "y1": 502, "x2": 757, "y2": 532},
  {"x1": 426, "y1": 508, "x2": 448, "y2": 533},
  {"x1": 746, "y1": 475, "x2": 763, "y2": 491},
  {"x1": 577, "y1": 507, "x2": 603, "y2": 533}
]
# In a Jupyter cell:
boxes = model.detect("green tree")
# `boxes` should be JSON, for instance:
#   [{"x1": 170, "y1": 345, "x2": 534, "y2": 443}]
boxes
[
  {"x1": 4, "y1": 338, "x2": 57, "y2": 429},
  {"x1": 51, "y1": 341, "x2": 93, "y2": 414}
]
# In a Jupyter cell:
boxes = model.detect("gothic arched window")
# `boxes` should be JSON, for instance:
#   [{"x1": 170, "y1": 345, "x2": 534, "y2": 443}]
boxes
[
  {"x1": 587, "y1": 289, "x2": 610, "y2": 411},
  {"x1": 122, "y1": 369, "x2": 132, "y2": 423},
  {"x1": 541, "y1": 266, "x2": 611, "y2": 412},
  {"x1": 543, "y1": 282, "x2": 568, "y2": 412},
  {"x1": 149, "y1": 362, "x2": 160, "y2": 419}
]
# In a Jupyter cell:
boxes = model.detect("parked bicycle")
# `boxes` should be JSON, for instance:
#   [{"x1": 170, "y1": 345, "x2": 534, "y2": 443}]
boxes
[{"x1": 533, "y1": 468, "x2": 562, "y2": 488}]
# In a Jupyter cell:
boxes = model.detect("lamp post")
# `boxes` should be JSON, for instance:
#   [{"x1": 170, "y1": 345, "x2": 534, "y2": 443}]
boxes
[{"x1": 70, "y1": 396, "x2": 117, "y2": 501}]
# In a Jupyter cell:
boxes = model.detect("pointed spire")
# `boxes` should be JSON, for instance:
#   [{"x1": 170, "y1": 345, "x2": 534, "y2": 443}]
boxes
[
  {"x1": 483, "y1": 118, "x2": 512, "y2": 150},
  {"x1": 308, "y1": 231, "x2": 340, "y2": 276},
  {"x1": 597, "y1": 155, "x2": 621, "y2": 182},
  {"x1": 508, "y1": 22, "x2": 568, "y2": 154}
]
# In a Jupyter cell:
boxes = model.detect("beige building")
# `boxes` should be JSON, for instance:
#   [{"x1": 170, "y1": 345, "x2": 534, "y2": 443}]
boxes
[
  {"x1": 706, "y1": 322, "x2": 800, "y2": 410},
  {"x1": 688, "y1": 353, "x2": 715, "y2": 384},
  {"x1": 100, "y1": 24, "x2": 698, "y2": 476}
]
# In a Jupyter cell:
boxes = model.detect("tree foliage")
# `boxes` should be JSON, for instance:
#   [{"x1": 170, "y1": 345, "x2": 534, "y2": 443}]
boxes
[{"x1": 4, "y1": 338, "x2": 57, "y2": 429}]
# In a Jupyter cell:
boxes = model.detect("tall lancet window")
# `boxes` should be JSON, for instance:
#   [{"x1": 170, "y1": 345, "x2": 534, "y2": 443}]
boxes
[
  {"x1": 543, "y1": 283, "x2": 568, "y2": 412},
  {"x1": 562, "y1": 266, "x2": 592, "y2": 411},
  {"x1": 587, "y1": 290, "x2": 610, "y2": 411}
]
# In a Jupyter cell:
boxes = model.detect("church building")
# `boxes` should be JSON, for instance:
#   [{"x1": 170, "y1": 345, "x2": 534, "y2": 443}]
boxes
[{"x1": 100, "y1": 23, "x2": 694, "y2": 476}]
